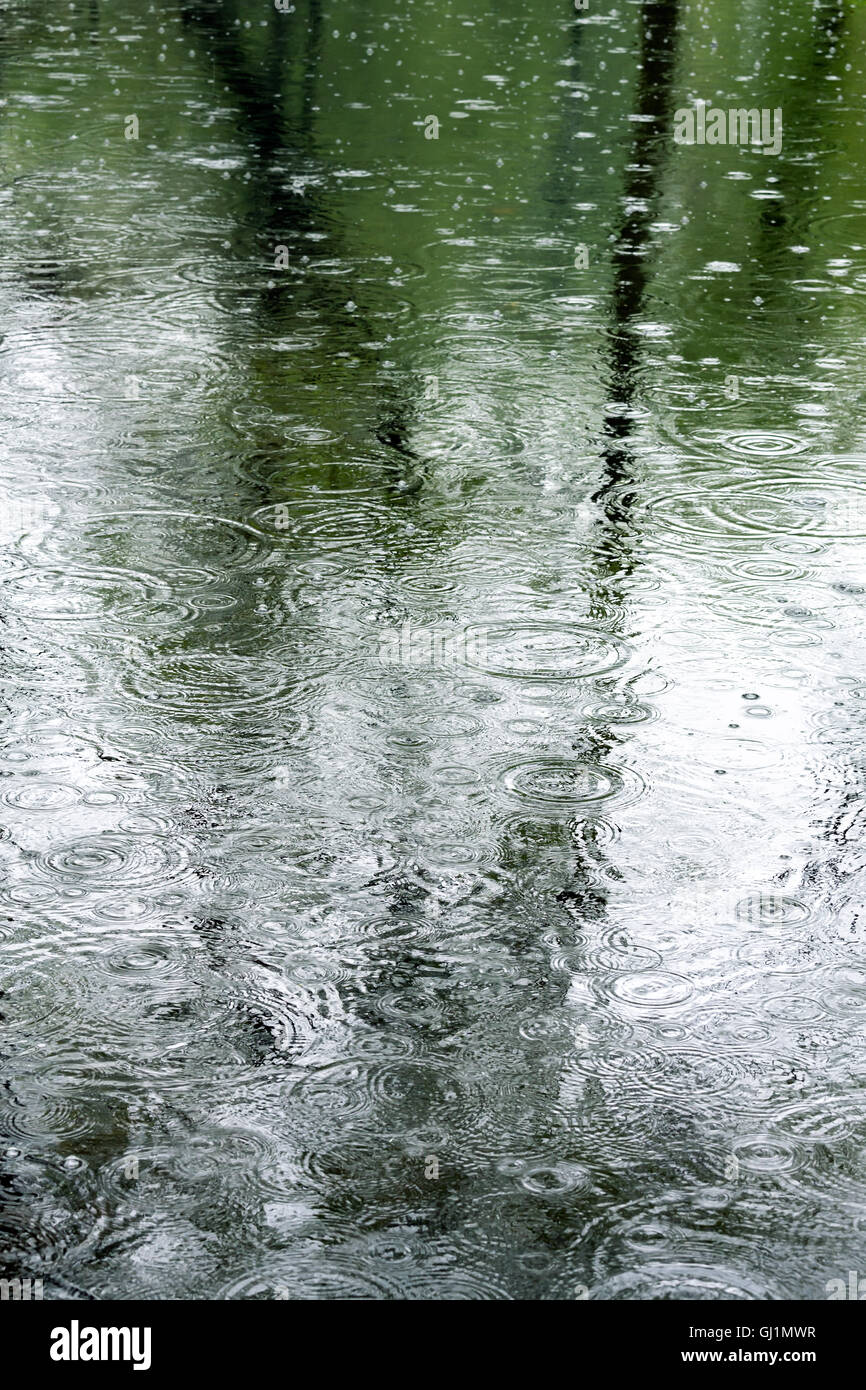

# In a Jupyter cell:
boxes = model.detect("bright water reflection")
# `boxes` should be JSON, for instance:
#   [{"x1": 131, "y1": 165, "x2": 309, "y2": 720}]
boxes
[{"x1": 1, "y1": 0, "x2": 865, "y2": 1299}]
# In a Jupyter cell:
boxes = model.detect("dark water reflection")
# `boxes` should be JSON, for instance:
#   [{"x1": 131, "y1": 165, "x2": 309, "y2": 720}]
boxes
[{"x1": 1, "y1": 0, "x2": 865, "y2": 1299}]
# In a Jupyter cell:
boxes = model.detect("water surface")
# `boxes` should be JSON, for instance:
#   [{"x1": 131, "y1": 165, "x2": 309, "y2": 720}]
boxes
[{"x1": 1, "y1": 0, "x2": 865, "y2": 1300}]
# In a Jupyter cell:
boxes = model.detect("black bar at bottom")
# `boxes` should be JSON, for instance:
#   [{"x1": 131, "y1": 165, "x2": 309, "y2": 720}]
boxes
[{"x1": 4, "y1": 1298, "x2": 858, "y2": 1377}]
